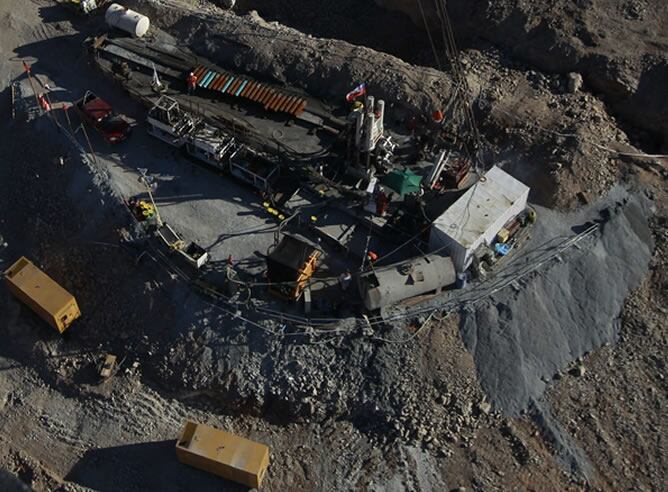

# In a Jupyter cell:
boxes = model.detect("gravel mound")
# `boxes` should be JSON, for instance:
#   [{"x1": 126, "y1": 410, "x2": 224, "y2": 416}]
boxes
[{"x1": 461, "y1": 187, "x2": 653, "y2": 415}]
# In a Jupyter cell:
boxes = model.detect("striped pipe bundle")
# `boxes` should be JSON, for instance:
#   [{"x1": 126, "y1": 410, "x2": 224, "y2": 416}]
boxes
[{"x1": 191, "y1": 67, "x2": 308, "y2": 117}]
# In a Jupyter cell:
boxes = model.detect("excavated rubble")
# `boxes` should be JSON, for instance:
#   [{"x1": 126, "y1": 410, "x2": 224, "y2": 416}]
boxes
[
  {"x1": 0, "y1": 1, "x2": 665, "y2": 489},
  {"x1": 376, "y1": 0, "x2": 668, "y2": 150}
]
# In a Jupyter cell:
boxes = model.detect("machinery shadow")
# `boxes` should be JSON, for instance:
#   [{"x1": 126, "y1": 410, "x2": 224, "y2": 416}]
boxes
[
  {"x1": 65, "y1": 440, "x2": 249, "y2": 492},
  {"x1": 38, "y1": 4, "x2": 77, "y2": 24},
  {"x1": 13, "y1": 34, "x2": 147, "y2": 120}
]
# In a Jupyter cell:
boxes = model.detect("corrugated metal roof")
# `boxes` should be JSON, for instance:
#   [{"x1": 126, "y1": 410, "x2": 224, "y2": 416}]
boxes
[{"x1": 432, "y1": 166, "x2": 529, "y2": 248}]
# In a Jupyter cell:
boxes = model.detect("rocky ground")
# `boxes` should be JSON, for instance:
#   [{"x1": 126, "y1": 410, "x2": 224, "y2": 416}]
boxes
[
  {"x1": 388, "y1": 0, "x2": 668, "y2": 149},
  {"x1": 0, "y1": 0, "x2": 666, "y2": 490}
]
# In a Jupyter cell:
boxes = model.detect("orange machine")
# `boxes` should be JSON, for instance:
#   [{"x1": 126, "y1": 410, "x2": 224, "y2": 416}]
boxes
[
  {"x1": 175, "y1": 421, "x2": 270, "y2": 488},
  {"x1": 4, "y1": 257, "x2": 81, "y2": 333},
  {"x1": 267, "y1": 235, "x2": 320, "y2": 301}
]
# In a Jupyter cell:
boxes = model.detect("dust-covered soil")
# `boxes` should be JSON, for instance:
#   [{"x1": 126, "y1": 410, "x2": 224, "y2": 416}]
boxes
[
  {"x1": 0, "y1": 0, "x2": 666, "y2": 491},
  {"x1": 380, "y1": 0, "x2": 668, "y2": 150}
]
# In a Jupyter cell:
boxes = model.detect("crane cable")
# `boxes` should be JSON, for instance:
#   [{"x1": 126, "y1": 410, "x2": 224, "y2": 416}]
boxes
[
  {"x1": 416, "y1": 0, "x2": 443, "y2": 70},
  {"x1": 431, "y1": 0, "x2": 485, "y2": 173}
]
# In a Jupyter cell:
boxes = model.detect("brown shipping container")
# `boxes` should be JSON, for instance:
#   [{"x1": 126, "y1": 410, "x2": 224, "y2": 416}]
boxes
[
  {"x1": 175, "y1": 421, "x2": 270, "y2": 488},
  {"x1": 4, "y1": 257, "x2": 81, "y2": 333}
]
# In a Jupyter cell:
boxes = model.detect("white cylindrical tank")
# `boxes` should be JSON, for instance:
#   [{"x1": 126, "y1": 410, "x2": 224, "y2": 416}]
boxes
[
  {"x1": 356, "y1": 253, "x2": 456, "y2": 311},
  {"x1": 105, "y1": 4, "x2": 150, "y2": 38}
]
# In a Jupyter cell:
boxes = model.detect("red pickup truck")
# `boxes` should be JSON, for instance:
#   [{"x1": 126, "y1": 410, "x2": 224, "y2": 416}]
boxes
[{"x1": 75, "y1": 91, "x2": 131, "y2": 144}]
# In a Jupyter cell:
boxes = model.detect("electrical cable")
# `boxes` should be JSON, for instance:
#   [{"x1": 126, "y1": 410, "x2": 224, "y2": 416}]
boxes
[
  {"x1": 38, "y1": 106, "x2": 598, "y2": 342},
  {"x1": 93, "y1": 212, "x2": 598, "y2": 342},
  {"x1": 370, "y1": 311, "x2": 437, "y2": 343},
  {"x1": 27, "y1": 39, "x2": 610, "y2": 343}
]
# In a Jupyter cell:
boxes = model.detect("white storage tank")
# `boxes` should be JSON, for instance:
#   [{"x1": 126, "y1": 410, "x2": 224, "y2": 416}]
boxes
[
  {"x1": 105, "y1": 3, "x2": 150, "y2": 38},
  {"x1": 357, "y1": 253, "x2": 456, "y2": 311},
  {"x1": 430, "y1": 166, "x2": 530, "y2": 272}
]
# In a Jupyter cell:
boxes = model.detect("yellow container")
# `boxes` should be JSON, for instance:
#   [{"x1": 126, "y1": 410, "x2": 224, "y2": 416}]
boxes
[
  {"x1": 496, "y1": 227, "x2": 510, "y2": 244},
  {"x1": 4, "y1": 256, "x2": 81, "y2": 333},
  {"x1": 176, "y1": 421, "x2": 270, "y2": 488}
]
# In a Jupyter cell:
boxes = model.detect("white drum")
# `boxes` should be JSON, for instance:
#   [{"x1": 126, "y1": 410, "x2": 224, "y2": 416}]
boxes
[{"x1": 105, "y1": 3, "x2": 150, "y2": 38}]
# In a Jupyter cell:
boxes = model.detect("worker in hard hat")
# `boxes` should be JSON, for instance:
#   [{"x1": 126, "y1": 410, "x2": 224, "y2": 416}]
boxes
[
  {"x1": 186, "y1": 72, "x2": 198, "y2": 95},
  {"x1": 120, "y1": 61, "x2": 132, "y2": 81}
]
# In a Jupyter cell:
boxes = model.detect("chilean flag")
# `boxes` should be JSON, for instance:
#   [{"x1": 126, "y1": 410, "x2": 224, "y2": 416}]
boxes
[{"x1": 346, "y1": 82, "x2": 366, "y2": 102}]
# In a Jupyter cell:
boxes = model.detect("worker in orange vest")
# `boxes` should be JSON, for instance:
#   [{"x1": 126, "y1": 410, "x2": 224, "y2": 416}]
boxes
[{"x1": 186, "y1": 72, "x2": 198, "y2": 95}]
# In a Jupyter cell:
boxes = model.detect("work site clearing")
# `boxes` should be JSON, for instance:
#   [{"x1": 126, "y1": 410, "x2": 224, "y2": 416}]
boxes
[{"x1": 0, "y1": 0, "x2": 666, "y2": 490}]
